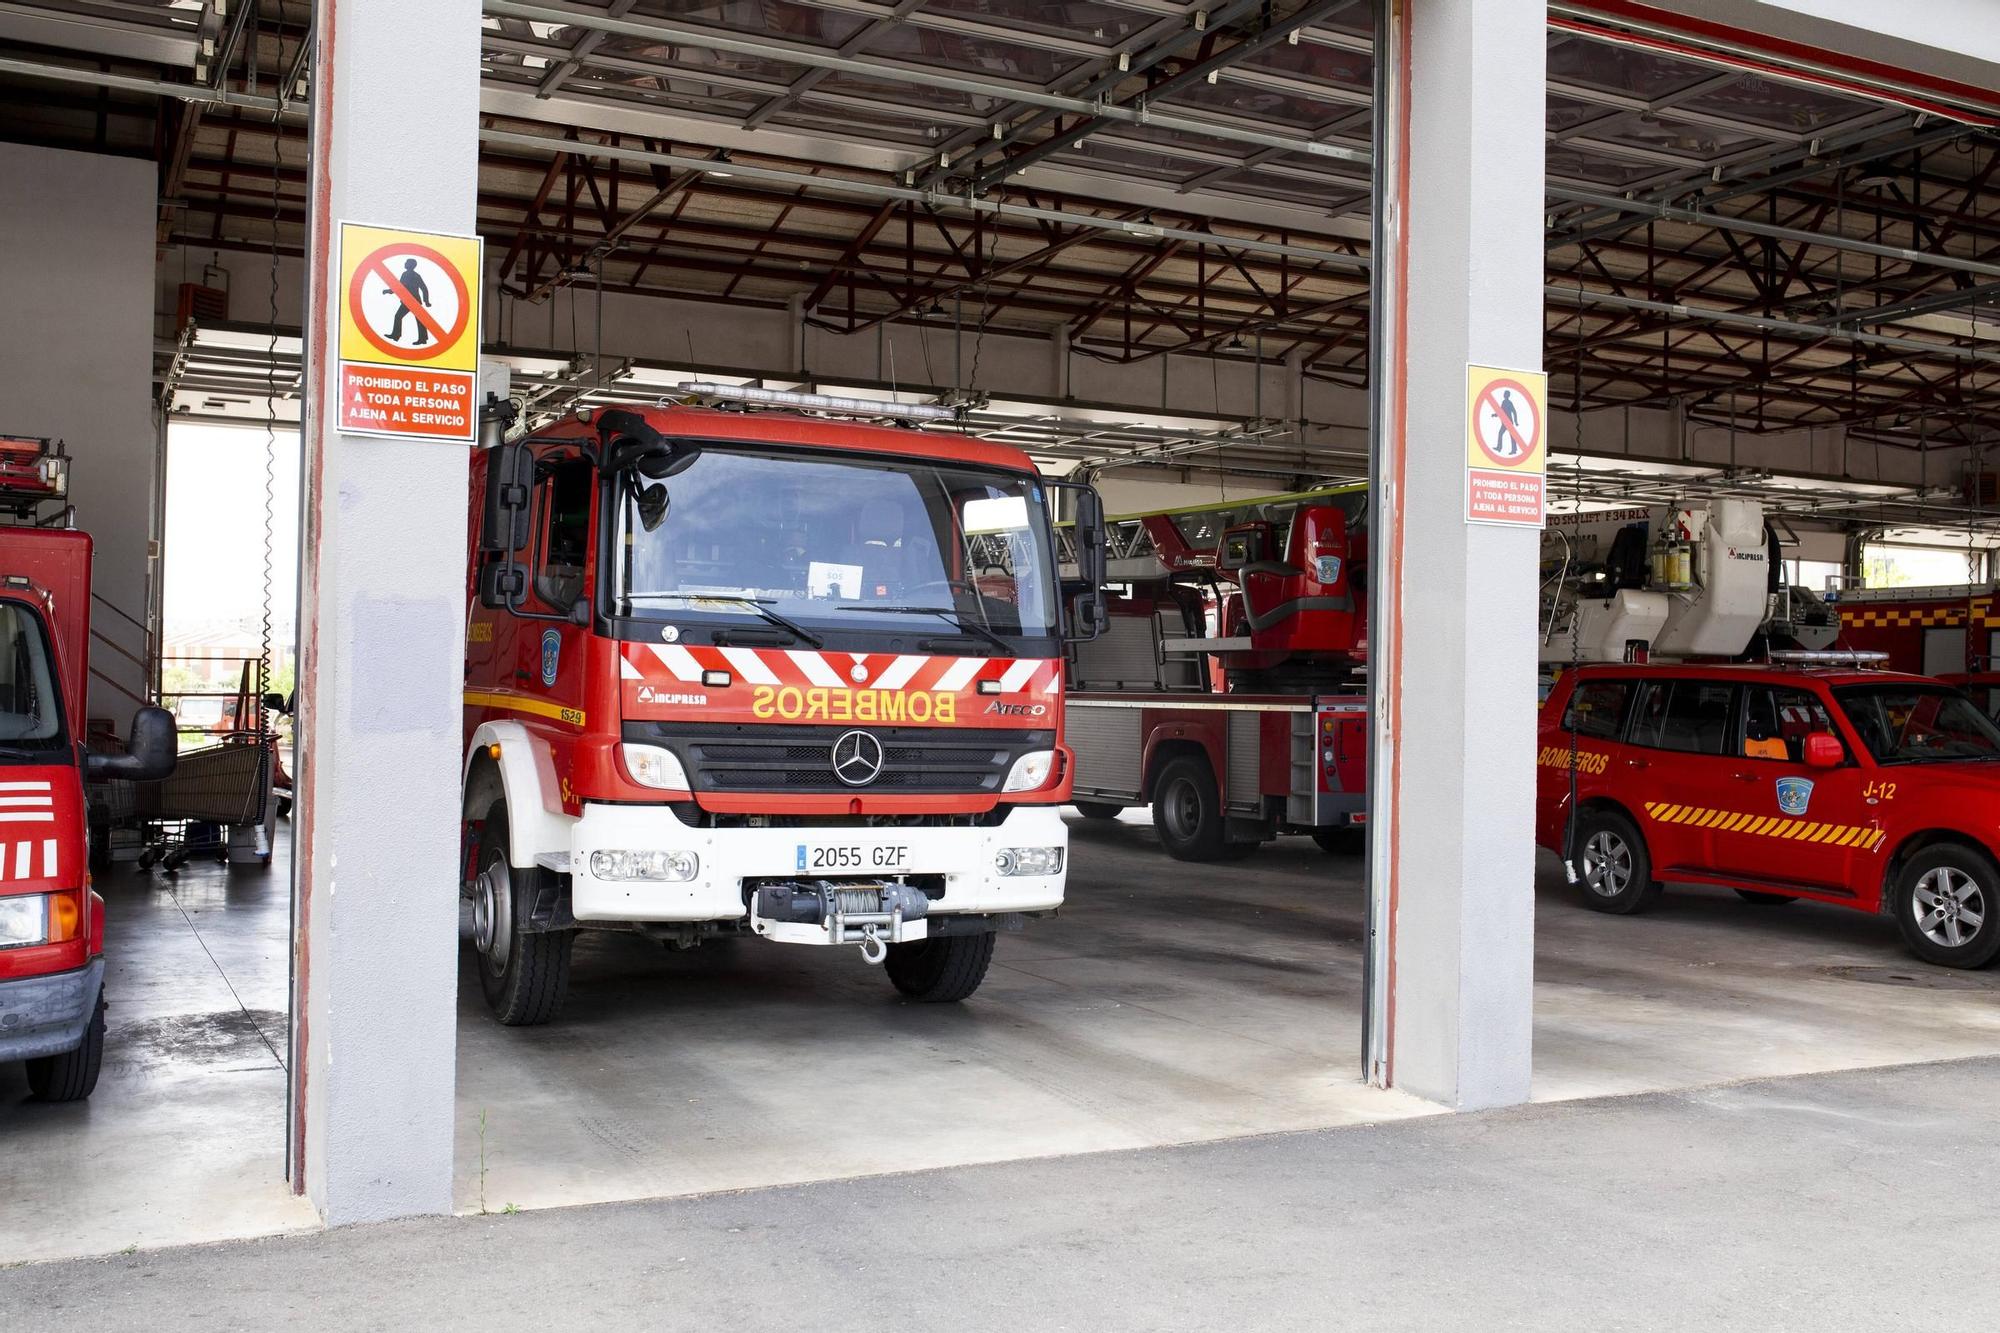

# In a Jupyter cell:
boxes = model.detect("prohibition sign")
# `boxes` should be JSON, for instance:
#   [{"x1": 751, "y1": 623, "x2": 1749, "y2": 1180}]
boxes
[
  {"x1": 345, "y1": 241, "x2": 471, "y2": 363},
  {"x1": 1471, "y1": 376, "x2": 1541, "y2": 467}
]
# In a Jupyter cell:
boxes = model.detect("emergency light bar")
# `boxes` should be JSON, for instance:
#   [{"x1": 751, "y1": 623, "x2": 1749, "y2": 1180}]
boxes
[
  {"x1": 1767, "y1": 649, "x2": 1891, "y2": 666},
  {"x1": 676, "y1": 382, "x2": 956, "y2": 422}
]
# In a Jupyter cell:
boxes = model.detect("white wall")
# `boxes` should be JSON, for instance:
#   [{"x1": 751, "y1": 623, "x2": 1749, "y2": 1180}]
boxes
[{"x1": 0, "y1": 143, "x2": 159, "y2": 726}]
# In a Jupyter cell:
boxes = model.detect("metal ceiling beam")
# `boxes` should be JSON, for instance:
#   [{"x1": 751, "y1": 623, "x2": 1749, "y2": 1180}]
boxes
[
  {"x1": 1548, "y1": 185, "x2": 2000, "y2": 281},
  {"x1": 480, "y1": 0, "x2": 1368, "y2": 167},
  {"x1": 533, "y1": 0, "x2": 636, "y2": 99},
  {"x1": 478, "y1": 128, "x2": 1371, "y2": 269},
  {"x1": 1834, "y1": 280, "x2": 2000, "y2": 328},
  {"x1": 921, "y1": 0, "x2": 1273, "y2": 189},
  {"x1": 1547, "y1": 287, "x2": 2000, "y2": 366},
  {"x1": 969, "y1": 0, "x2": 1364, "y2": 192},
  {"x1": 1549, "y1": 121, "x2": 1972, "y2": 248}
]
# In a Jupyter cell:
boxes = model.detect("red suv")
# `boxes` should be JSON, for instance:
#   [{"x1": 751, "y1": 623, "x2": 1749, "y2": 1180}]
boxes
[{"x1": 1538, "y1": 664, "x2": 2000, "y2": 969}]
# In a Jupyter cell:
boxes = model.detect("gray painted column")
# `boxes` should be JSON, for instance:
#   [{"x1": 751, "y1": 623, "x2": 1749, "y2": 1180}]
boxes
[
  {"x1": 293, "y1": 0, "x2": 478, "y2": 1223},
  {"x1": 1365, "y1": 0, "x2": 1542, "y2": 1109}
]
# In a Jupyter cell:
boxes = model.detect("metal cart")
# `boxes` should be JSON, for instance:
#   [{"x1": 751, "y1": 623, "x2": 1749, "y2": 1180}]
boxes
[{"x1": 137, "y1": 734, "x2": 274, "y2": 873}]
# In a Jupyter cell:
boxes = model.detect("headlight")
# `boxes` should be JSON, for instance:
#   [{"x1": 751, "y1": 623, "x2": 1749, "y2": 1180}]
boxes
[
  {"x1": 1002, "y1": 749, "x2": 1057, "y2": 793},
  {"x1": 588, "y1": 850, "x2": 699, "y2": 882},
  {"x1": 994, "y1": 846, "x2": 1064, "y2": 877},
  {"x1": 621, "y1": 743, "x2": 690, "y2": 791},
  {"x1": 0, "y1": 894, "x2": 48, "y2": 948}
]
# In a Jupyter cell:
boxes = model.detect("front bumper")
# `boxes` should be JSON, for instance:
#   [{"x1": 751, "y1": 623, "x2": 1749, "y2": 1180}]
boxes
[
  {"x1": 566, "y1": 802, "x2": 1068, "y2": 927},
  {"x1": 0, "y1": 957, "x2": 103, "y2": 1063}
]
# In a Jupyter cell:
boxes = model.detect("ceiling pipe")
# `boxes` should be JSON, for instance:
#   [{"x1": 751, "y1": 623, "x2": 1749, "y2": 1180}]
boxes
[{"x1": 0, "y1": 53, "x2": 288, "y2": 114}]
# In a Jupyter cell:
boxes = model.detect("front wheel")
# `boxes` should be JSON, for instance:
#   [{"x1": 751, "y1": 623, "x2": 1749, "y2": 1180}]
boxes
[
  {"x1": 1894, "y1": 845, "x2": 2000, "y2": 969},
  {"x1": 26, "y1": 987, "x2": 105, "y2": 1102},
  {"x1": 1073, "y1": 801, "x2": 1125, "y2": 821},
  {"x1": 473, "y1": 801, "x2": 574, "y2": 1025},
  {"x1": 1571, "y1": 809, "x2": 1660, "y2": 915},
  {"x1": 884, "y1": 932, "x2": 995, "y2": 1002}
]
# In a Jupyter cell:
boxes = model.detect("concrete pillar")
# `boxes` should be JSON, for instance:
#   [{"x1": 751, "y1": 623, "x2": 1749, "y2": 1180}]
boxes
[
  {"x1": 292, "y1": 0, "x2": 478, "y2": 1223},
  {"x1": 1364, "y1": 0, "x2": 1542, "y2": 1108}
]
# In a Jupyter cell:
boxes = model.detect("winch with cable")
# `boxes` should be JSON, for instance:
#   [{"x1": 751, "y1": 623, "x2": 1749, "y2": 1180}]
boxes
[{"x1": 748, "y1": 880, "x2": 932, "y2": 962}]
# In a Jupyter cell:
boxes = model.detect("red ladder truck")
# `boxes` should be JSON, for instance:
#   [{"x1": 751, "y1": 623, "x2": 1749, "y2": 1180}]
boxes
[
  {"x1": 1830, "y1": 580, "x2": 2000, "y2": 715},
  {"x1": 1060, "y1": 488, "x2": 1842, "y2": 864},
  {"x1": 462, "y1": 394, "x2": 1107, "y2": 1023},
  {"x1": 0, "y1": 435, "x2": 176, "y2": 1100},
  {"x1": 1062, "y1": 486, "x2": 1370, "y2": 861}
]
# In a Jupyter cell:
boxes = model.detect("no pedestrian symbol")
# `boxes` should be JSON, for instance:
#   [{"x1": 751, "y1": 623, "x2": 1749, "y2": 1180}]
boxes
[
  {"x1": 336, "y1": 222, "x2": 483, "y2": 443},
  {"x1": 1465, "y1": 364, "x2": 1547, "y2": 528}
]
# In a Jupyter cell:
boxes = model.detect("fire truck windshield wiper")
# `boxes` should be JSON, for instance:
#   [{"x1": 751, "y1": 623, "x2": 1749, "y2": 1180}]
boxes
[
  {"x1": 627, "y1": 592, "x2": 824, "y2": 648},
  {"x1": 837, "y1": 604, "x2": 1010, "y2": 656}
]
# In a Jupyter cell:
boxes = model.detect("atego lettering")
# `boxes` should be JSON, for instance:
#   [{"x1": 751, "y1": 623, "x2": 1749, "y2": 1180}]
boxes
[{"x1": 751, "y1": 685, "x2": 957, "y2": 724}]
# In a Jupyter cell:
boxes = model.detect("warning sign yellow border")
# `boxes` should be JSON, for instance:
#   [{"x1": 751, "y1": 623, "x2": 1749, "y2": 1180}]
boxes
[
  {"x1": 1465, "y1": 363, "x2": 1547, "y2": 528},
  {"x1": 336, "y1": 222, "x2": 483, "y2": 443}
]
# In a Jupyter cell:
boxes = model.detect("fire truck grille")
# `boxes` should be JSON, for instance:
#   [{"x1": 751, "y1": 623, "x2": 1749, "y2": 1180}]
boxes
[{"x1": 626, "y1": 724, "x2": 1055, "y2": 795}]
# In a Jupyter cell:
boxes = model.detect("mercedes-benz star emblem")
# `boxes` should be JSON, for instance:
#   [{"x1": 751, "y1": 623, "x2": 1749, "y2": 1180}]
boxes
[{"x1": 830, "y1": 729, "x2": 885, "y2": 787}]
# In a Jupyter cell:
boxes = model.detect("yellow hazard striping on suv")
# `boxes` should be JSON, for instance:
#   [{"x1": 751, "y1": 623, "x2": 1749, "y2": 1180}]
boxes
[{"x1": 1643, "y1": 802, "x2": 1884, "y2": 851}]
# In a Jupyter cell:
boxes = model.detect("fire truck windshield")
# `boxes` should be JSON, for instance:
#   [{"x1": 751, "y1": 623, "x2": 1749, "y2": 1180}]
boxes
[
  {"x1": 1835, "y1": 684, "x2": 2000, "y2": 765},
  {"x1": 0, "y1": 601, "x2": 64, "y2": 760},
  {"x1": 613, "y1": 444, "x2": 1057, "y2": 645}
]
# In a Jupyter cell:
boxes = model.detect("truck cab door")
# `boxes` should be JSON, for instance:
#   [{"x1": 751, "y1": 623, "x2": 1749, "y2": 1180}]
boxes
[{"x1": 1711, "y1": 684, "x2": 1874, "y2": 893}]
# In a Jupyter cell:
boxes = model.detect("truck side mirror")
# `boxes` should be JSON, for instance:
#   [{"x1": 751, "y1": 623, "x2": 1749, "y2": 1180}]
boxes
[
  {"x1": 1803, "y1": 732, "x2": 1844, "y2": 768},
  {"x1": 1052, "y1": 480, "x2": 1108, "y2": 642},
  {"x1": 481, "y1": 439, "x2": 533, "y2": 555},
  {"x1": 478, "y1": 557, "x2": 527, "y2": 611},
  {"x1": 87, "y1": 706, "x2": 177, "y2": 782}
]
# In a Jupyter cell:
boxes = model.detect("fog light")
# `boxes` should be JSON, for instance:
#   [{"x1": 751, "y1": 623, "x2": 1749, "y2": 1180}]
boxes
[
  {"x1": 0, "y1": 893, "x2": 48, "y2": 948},
  {"x1": 994, "y1": 846, "x2": 1063, "y2": 877},
  {"x1": 589, "y1": 850, "x2": 699, "y2": 882},
  {"x1": 1002, "y1": 749, "x2": 1057, "y2": 793}
]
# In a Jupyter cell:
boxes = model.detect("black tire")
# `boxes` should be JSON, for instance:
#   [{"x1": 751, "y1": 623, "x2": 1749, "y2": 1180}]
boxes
[
  {"x1": 1735, "y1": 889, "x2": 1795, "y2": 907},
  {"x1": 26, "y1": 986, "x2": 105, "y2": 1103},
  {"x1": 1312, "y1": 828, "x2": 1366, "y2": 855},
  {"x1": 884, "y1": 931, "x2": 995, "y2": 1002},
  {"x1": 1892, "y1": 844, "x2": 2000, "y2": 970},
  {"x1": 1151, "y1": 755, "x2": 1246, "y2": 862},
  {"x1": 1570, "y1": 809, "x2": 1660, "y2": 915},
  {"x1": 1072, "y1": 801, "x2": 1125, "y2": 821},
  {"x1": 473, "y1": 801, "x2": 574, "y2": 1025}
]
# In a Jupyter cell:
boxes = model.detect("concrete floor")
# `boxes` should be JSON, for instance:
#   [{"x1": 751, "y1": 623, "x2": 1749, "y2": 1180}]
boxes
[
  {"x1": 0, "y1": 848, "x2": 316, "y2": 1264},
  {"x1": 6, "y1": 807, "x2": 1998, "y2": 1263},
  {"x1": 10, "y1": 1055, "x2": 1997, "y2": 1330}
]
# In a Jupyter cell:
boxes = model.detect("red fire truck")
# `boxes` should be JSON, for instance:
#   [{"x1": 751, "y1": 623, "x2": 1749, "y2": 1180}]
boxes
[
  {"x1": 1832, "y1": 580, "x2": 2000, "y2": 716},
  {"x1": 0, "y1": 435, "x2": 176, "y2": 1100},
  {"x1": 1063, "y1": 486, "x2": 1369, "y2": 861},
  {"x1": 461, "y1": 396, "x2": 1106, "y2": 1023}
]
